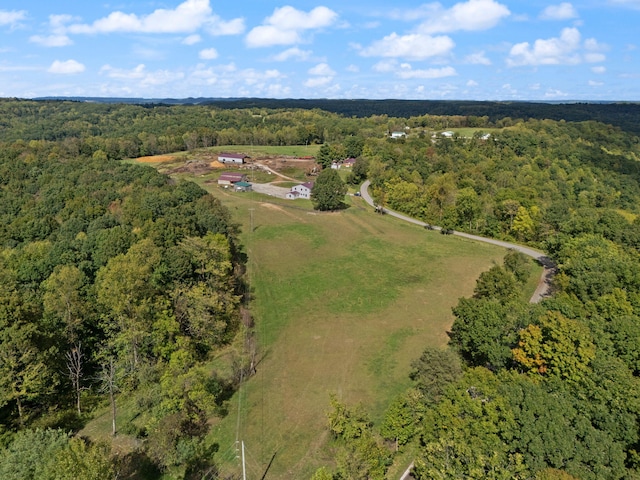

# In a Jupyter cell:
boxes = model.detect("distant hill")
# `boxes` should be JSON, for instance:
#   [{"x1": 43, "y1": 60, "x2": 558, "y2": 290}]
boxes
[{"x1": 30, "y1": 96, "x2": 640, "y2": 134}]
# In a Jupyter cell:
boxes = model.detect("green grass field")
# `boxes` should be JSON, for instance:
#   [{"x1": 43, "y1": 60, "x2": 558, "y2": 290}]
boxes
[
  {"x1": 206, "y1": 144, "x2": 321, "y2": 158},
  {"x1": 201, "y1": 186, "x2": 513, "y2": 478},
  {"x1": 117, "y1": 157, "x2": 541, "y2": 478}
]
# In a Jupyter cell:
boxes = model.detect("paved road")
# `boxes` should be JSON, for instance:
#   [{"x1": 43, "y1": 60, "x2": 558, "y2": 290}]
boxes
[{"x1": 359, "y1": 180, "x2": 555, "y2": 302}]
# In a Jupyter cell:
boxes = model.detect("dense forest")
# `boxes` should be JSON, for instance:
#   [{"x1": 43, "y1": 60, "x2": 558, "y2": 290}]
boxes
[
  {"x1": 2, "y1": 98, "x2": 640, "y2": 478},
  {"x1": 0, "y1": 133, "x2": 250, "y2": 477},
  {"x1": 34, "y1": 97, "x2": 640, "y2": 135}
]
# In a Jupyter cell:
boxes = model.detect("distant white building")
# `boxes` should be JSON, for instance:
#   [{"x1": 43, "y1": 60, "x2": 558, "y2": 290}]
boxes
[
  {"x1": 441, "y1": 131, "x2": 455, "y2": 138},
  {"x1": 218, "y1": 152, "x2": 247, "y2": 164},
  {"x1": 286, "y1": 181, "x2": 314, "y2": 199},
  {"x1": 390, "y1": 131, "x2": 406, "y2": 139}
]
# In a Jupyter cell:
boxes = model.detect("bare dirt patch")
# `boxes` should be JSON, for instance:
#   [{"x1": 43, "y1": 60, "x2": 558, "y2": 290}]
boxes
[
  {"x1": 253, "y1": 155, "x2": 318, "y2": 174},
  {"x1": 137, "y1": 154, "x2": 178, "y2": 163},
  {"x1": 165, "y1": 160, "x2": 214, "y2": 176}
]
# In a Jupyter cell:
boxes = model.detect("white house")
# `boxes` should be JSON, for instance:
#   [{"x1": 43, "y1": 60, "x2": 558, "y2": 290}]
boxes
[
  {"x1": 286, "y1": 181, "x2": 314, "y2": 199},
  {"x1": 390, "y1": 131, "x2": 406, "y2": 139},
  {"x1": 218, "y1": 152, "x2": 247, "y2": 164}
]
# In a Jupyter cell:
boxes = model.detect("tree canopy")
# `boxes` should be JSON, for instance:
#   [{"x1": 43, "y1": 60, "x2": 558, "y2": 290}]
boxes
[{"x1": 311, "y1": 168, "x2": 348, "y2": 211}]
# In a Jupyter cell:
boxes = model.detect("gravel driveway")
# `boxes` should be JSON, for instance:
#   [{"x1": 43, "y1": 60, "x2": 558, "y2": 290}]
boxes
[
  {"x1": 359, "y1": 180, "x2": 555, "y2": 303},
  {"x1": 250, "y1": 182, "x2": 291, "y2": 198}
]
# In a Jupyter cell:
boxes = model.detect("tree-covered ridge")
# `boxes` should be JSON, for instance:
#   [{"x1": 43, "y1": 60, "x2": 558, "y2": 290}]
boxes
[
  {"x1": 32, "y1": 97, "x2": 640, "y2": 136},
  {"x1": 365, "y1": 118, "x2": 640, "y2": 249},
  {"x1": 0, "y1": 145, "x2": 247, "y2": 477},
  {"x1": 0, "y1": 99, "x2": 385, "y2": 149}
]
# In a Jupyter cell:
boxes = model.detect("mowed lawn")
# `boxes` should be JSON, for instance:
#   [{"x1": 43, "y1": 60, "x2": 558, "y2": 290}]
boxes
[{"x1": 205, "y1": 188, "x2": 508, "y2": 479}]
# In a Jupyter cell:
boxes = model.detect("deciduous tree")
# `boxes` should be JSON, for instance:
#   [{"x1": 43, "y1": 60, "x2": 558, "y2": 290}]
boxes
[{"x1": 311, "y1": 168, "x2": 347, "y2": 211}]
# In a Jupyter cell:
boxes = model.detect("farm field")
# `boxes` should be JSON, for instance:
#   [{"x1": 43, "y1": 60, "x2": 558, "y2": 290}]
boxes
[
  {"x1": 207, "y1": 144, "x2": 321, "y2": 158},
  {"x1": 133, "y1": 154, "x2": 539, "y2": 478}
]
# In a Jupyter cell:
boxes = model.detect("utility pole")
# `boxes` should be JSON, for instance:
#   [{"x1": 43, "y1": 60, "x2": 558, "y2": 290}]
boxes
[{"x1": 242, "y1": 441, "x2": 247, "y2": 480}]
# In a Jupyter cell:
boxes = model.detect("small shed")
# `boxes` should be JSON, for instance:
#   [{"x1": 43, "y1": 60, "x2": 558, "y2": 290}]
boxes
[
  {"x1": 218, "y1": 172, "x2": 248, "y2": 186},
  {"x1": 218, "y1": 152, "x2": 247, "y2": 164},
  {"x1": 234, "y1": 181, "x2": 252, "y2": 192}
]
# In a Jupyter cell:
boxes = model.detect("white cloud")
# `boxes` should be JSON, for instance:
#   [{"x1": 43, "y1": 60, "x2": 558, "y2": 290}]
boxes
[
  {"x1": 67, "y1": 0, "x2": 243, "y2": 35},
  {"x1": 467, "y1": 79, "x2": 479, "y2": 86},
  {"x1": 272, "y1": 47, "x2": 312, "y2": 61},
  {"x1": 508, "y1": 29, "x2": 608, "y2": 67},
  {"x1": 0, "y1": 9, "x2": 27, "y2": 28},
  {"x1": 360, "y1": 33, "x2": 455, "y2": 60},
  {"x1": 266, "y1": 5, "x2": 337, "y2": 30},
  {"x1": 465, "y1": 51, "x2": 492, "y2": 65},
  {"x1": 246, "y1": 6, "x2": 338, "y2": 47},
  {"x1": 246, "y1": 27, "x2": 300, "y2": 47},
  {"x1": 199, "y1": 48, "x2": 218, "y2": 60},
  {"x1": 417, "y1": 0, "x2": 510, "y2": 34},
  {"x1": 30, "y1": 35, "x2": 73, "y2": 47},
  {"x1": 304, "y1": 76, "x2": 333, "y2": 87},
  {"x1": 588, "y1": 80, "x2": 604, "y2": 86},
  {"x1": 100, "y1": 64, "x2": 147, "y2": 80},
  {"x1": 205, "y1": 17, "x2": 245, "y2": 36},
  {"x1": 30, "y1": 15, "x2": 81, "y2": 47},
  {"x1": 305, "y1": 62, "x2": 335, "y2": 88},
  {"x1": 371, "y1": 60, "x2": 456, "y2": 79},
  {"x1": 507, "y1": 27, "x2": 584, "y2": 66},
  {"x1": 592, "y1": 65, "x2": 606, "y2": 73},
  {"x1": 544, "y1": 89, "x2": 568, "y2": 98},
  {"x1": 372, "y1": 60, "x2": 398, "y2": 73},
  {"x1": 48, "y1": 60, "x2": 86, "y2": 74},
  {"x1": 100, "y1": 64, "x2": 184, "y2": 86},
  {"x1": 346, "y1": 64, "x2": 359, "y2": 73},
  {"x1": 540, "y1": 3, "x2": 578, "y2": 20},
  {"x1": 183, "y1": 34, "x2": 202, "y2": 45},
  {"x1": 308, "y1": 63, "x2": 335, "y2": 76},
  {"x1": 396, "y1": 65, "x2": 457, "y2": 79},
  {"x1": 242, "y1": 68, "x2": 283, "y2": 85}
]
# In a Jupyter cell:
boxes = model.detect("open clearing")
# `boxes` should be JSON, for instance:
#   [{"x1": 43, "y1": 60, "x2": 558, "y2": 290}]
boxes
[
  {"x1": 200, "y1": 189, "x2": 509, "y2": 478},
  {"x1": 132, "y1": 154, "x2": 535, "y2": 478}
]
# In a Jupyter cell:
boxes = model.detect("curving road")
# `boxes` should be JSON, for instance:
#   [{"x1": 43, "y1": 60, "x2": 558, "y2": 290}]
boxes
[
  {"x1": 359, "y1": 180, "x2": 555, "y2": 480},
  {"x1": 359, "y1": 180, "x2": 555, "y2": 303}
]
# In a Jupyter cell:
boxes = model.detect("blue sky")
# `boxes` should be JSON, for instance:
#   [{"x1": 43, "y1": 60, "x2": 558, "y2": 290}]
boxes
[{"x1": 0, "y1": 0, "x2": 638, "y2": 100}]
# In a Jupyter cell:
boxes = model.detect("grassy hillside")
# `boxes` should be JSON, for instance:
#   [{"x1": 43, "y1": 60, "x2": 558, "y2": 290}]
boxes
[{"x1": 178, "y1": 181, "x2": 516, "y2": 478}]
